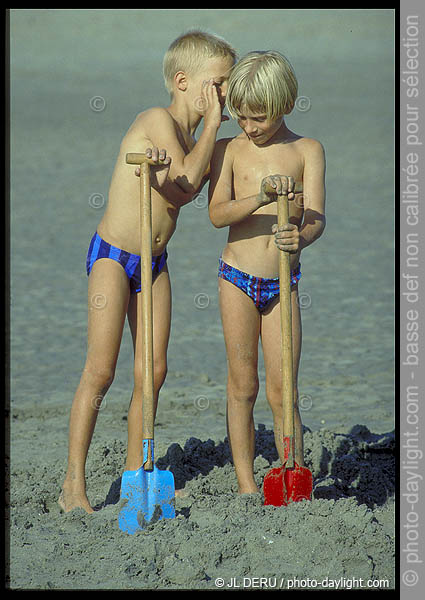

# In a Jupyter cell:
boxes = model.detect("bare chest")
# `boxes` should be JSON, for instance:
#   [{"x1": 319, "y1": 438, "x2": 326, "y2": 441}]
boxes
[{"x1": 232, "y1": 145, "x2": 304, "y2": 199}]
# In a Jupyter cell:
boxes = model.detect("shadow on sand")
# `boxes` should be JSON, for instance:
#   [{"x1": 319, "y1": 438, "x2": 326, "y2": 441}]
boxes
[{"x1": 97, "y1": 424, "x2": 395, "y2": 511}]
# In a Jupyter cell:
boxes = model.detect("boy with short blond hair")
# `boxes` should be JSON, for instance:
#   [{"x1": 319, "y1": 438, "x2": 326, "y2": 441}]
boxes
[
  {"x1": 209, "y1": 50, "x2": 326, "y2": 494},
  {"x1": 59, "y1": 30, "x2": 236, "y2": 513},
  {"x1": 163, "y1": 29, "x2": 237, "y2": 97}
]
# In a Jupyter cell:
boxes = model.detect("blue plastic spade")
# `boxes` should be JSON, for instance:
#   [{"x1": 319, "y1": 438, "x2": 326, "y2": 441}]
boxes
[
  {"x1": 118, "y1": 440, "x2": 175, "y2": 534},
  {"x1": 118, "y1": 155, "x2": 176, "y2": 534}
]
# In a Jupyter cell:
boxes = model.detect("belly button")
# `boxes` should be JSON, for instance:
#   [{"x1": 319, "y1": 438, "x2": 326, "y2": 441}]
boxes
[{"x1": 155, "y1": 236, "x2": 161, "y2": 244}]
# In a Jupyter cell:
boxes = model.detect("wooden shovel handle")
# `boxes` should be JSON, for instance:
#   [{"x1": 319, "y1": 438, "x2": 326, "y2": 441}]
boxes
[
  {"x1": 264, "y1": 179, "x2": 298, "y2": 442},
  {"x1": 263, "y1": 177, "x2": 302, "y2": 467},
  {"x1": 263, "y1": 179, "x2": 301, "y2": 468},
  {"x1": 126, "y1": 154, "x2": 154, "y2": 469},
  {"x1": 277, "y1": 192, "x2": 294, "y2": 435}
]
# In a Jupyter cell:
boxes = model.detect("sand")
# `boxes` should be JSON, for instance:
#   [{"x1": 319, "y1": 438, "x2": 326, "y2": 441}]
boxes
[
  {"x1": 8, "y1": 9, "x2": 395, "y2": 590},
  {"x1": 9, "y1": 416, "x2": 395, "y2": 590}
]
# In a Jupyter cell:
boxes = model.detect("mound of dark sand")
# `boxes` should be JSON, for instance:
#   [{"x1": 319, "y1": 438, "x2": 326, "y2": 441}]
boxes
[{"x1": 8, "y1": 425, "x2": 395, "y2": 590}]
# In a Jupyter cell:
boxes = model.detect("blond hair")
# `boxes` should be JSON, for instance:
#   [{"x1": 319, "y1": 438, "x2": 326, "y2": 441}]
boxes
[
  {"x1": 163, "y1": 29, "x2": 237, "y2": 95},
  {"x1": 226, "y1": 50, "x2": 298, "y2": 120}
]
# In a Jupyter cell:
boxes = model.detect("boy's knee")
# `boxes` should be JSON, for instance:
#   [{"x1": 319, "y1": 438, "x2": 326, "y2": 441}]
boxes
[
  {"x1": 83, "y1": 363, "x2": 115, "y2": 392},
  {"x1": 133, "y1": 359, "x2": 167, "y2": 392},
  {"x1": 153, "y1": 360, "x2": 167, "y2": 390},
  {"x1": 267, "y1": 384, "x2": 299, "y2": 411},
  {"x1": 228, "y1": 373, "x2": 259, "y2": 403}
]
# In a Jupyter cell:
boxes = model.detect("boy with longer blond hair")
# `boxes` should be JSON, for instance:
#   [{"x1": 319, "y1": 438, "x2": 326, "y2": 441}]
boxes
[
  {"x1": 59, "y1": 30, "x2": 236, "y2": 513},
  {"x1": 209, "y1": 50, "x2": 326, "y2": 494}
]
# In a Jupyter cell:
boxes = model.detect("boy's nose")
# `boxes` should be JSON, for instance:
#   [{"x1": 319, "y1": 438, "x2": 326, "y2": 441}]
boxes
[{"x1": 245, "y1": 121, "x2": 258, "y2": 134}]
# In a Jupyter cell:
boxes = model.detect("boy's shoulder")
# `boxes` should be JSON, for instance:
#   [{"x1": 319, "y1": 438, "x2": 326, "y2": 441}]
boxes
[
  {"x1": 292, "y1": 135, "x2": 325, "y2": 155},
  {"x1": 123, "y1": 107, "x2": 177, "y2": 144},
  {"x1": 212, "y1": 135, "x2": 249, "y2": 166},
  {"x1": 132, "y1": 106, "x2": 174, "y2": 129},
  {"x1": 215, "y1": 134, "x2": 325, "y2": 159},
  {"x1": 213, "y1": 135, "x2": 237, "y2": 154},
  {"x1": 218, "y1": 133, "x2": 324, "y2": 149},
  {"x1": 216, "y1": 133, "x2": 247, "y2": 153},
  {"x1": 295, "y1": 137, "x2": 326, "y2": 168}
]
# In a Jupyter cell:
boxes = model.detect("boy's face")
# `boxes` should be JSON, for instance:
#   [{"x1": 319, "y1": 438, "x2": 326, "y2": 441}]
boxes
[
  {"x1": 237, "y1": 111, "x2": 284, "y2": 146},
  {"x1": 190, "y1": 55, "x2": 235, "y2": 107}
]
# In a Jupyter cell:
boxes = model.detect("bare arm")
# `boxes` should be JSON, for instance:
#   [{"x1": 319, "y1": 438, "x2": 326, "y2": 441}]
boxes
[
  {"x1": 298, "y1": 139, "x2": 326, "y2": 250},
  {"x1": 274, "y1": 139, "x2": 326, "y2": 252},
  {"x1": 134, "y1": 157, "x2": 195, "y2": 209},
  {"x1": 132, "y1": 104, "x2": 219, "y2": 207},
  {"x1": 209, "y1": 145, "x2": 298, "y2": 228},
  {"x1": 208, "y1": 139, "x2": 280, "y2": 228},
  {"x1": 146, "y1": 83, "x2": 224, "y2": 196}
]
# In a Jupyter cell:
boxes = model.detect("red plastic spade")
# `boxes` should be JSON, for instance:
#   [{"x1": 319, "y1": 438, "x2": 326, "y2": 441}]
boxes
[
  {"x1": 263, "y1": 183, "x2": 313, "y2": 507},
  {"x1": 263, "y1": 440, "x2": 313, "y2": 506}
]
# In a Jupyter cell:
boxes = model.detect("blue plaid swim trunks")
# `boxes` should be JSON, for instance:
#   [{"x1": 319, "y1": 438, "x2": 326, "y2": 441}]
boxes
[
  {"x1": 86, "y1": 231, "x2": 168, "y2": 294},
  {"x1": 218, "y1": 258, "x2": 301, "y2": 313}
]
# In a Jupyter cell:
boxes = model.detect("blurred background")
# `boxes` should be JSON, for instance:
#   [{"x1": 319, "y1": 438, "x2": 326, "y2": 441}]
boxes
[{"x1": 9, "y1": 9, "x2": 395, "y2": 435}]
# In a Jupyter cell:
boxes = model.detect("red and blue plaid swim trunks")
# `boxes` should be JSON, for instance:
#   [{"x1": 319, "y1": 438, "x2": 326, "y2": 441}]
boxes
[{"x1": 218, "y1": 258, "x2": 301, "y2": 313}]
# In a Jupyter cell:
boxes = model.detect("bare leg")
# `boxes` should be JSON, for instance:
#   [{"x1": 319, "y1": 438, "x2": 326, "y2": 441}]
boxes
[
  {"x1": 261, "y1": 285, "x2": 304, "y2": 465},
  {"x1": 218, "y1": 278, "x2": 261, "y2": 494},
  {"x1": 125, "y1": 266, "x2": 171, "y2": 471},
  {"x1": 59, "y1": 259, "x2": 130, "y2": 513}
]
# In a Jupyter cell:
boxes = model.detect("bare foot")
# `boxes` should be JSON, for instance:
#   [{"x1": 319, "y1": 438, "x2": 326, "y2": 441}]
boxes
[
  {"x1": 58, "y1": 485, "x2": 94, "y2": 514},
  {"x1": 237, "y1": 484, "x2": 260, "y2": 495}
]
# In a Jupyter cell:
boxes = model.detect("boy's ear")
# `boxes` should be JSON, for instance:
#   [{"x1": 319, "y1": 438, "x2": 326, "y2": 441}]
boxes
[{"x1": 174, "y1": 71, "x2": 188, "y2": 92}]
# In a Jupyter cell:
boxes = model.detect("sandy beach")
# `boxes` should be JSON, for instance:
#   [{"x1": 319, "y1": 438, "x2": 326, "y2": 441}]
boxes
[{"x1": 8, "y1": 9, "x2": 395, "y2": 590}]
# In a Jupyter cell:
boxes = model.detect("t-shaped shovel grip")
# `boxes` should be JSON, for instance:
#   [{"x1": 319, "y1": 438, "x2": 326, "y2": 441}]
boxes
[
  {"x1": 126, "y1": 152, "x2": 169, "y2": 167},
  {"x1": 263, "y1": 181, "x2": 303, "y2": 195}
]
